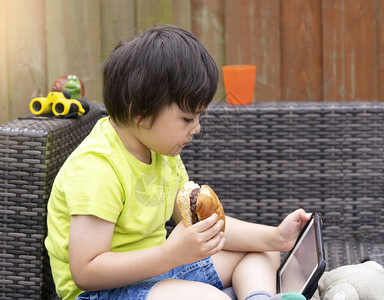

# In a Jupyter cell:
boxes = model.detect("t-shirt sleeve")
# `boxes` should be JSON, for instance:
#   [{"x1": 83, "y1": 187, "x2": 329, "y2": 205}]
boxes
[{"x1": 60, "y1": 153, "x2": 125, "y2": 223}]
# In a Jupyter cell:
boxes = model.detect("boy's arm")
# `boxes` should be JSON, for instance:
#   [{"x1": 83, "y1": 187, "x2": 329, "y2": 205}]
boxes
[
  {"x1": 222, "y1": 216, "x2": 280, "y2": 252},
  {"x1": 171, "y1": 189, "x2": 183, "y2": 224},
  {"x1": 222, "y1": 209, "x2": 310, "y2": 253},
  {"x1": 69, "y1": 213, "x2": 224, "y2": 292},
  {"x1": 69, "y1": 215, "x2": 172, "y2": 291}
]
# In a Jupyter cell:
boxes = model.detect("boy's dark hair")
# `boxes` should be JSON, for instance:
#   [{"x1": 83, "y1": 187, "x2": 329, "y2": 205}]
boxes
[{"x1": 103, "y1": 25, "x2": 219, "y2": 125}]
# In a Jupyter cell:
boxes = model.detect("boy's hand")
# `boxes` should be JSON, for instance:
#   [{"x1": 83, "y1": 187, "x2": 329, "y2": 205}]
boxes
[
  {"x1": 164, "y1": 213, "x2": 225, "y2": 266},
  {"x1": 277, "y1": 208, "x2": 311, "y2": 252}
]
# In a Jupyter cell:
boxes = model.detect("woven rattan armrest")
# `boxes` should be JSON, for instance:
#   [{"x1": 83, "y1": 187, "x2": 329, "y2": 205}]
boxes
[{"x1": 0, "y1": 104, "x2": 103, "y2": 299}]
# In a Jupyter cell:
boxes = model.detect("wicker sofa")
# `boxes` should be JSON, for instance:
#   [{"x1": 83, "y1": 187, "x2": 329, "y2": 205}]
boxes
[
  {"x1": 0, "y1": 104, "x2": 105, "y2": 299},
  {"x1": 180, "y1": 102, "x2": 384, "y2": 270},
  {"x1": 0, "y1": 102, "x2": 383, "y2": 299},
  {"x1": 181, "y1": 102, "x2": 384, "y2": 270}
]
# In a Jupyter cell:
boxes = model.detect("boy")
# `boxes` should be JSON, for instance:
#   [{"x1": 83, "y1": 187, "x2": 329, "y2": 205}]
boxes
[{"x1": 45, "y1": 25, "x2": 309, "y2": 300}]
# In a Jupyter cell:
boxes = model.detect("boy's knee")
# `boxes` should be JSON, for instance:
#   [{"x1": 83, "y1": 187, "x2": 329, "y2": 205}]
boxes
[
  {"x1": 193, "y1": 284, "x2": 231, "y2": 300},
  {"x1": 246, "y1": 251, "x2": 280, "y2": 263},
  {"x1": 148, "y1": 279, "x2": 231, "y2": 300},
  {"x1": 268, "y1": 251, "x2": 281, "y2": 268},
  {"x1": 263, "y1": 251, "x2": 281, "y2": 272},
  {"x1": 242, "y1": 251, "x2": 281, "y2": 272},
  {"x1": 209, "y1": 290, "x2": 232, "y2": 300}
]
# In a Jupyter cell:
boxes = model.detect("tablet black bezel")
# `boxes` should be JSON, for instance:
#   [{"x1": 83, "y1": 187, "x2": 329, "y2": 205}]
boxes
[{"x1": 276, "y1": 212, "x2": 326, "y2": 299}]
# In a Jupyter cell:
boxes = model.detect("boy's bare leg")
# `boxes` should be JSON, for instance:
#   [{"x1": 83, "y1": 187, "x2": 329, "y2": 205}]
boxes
[
  {"x1": 232, "y1": 252, "x2": 280, "y2": 299},
  {"x1": 212, "y1": 250, "x2": 247, "y2": 287},
  {"x1": 148, "y1": 250, "x2": 279, "y2": 300},
  {"x1": 213, "y1": 250, "x2": 281, "y2": 300},
  {"x1": 147, "y1": 279, "x2": 231, "y2": 300}
]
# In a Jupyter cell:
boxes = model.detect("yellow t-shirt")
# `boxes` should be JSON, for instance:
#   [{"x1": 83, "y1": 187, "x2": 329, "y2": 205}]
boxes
[{"x1": 45, "y1": 117, "x2": 188, "y2": 300}]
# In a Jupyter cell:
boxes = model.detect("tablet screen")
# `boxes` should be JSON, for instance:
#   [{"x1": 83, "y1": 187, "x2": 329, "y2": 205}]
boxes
[{"x1": 279, "y1": 218, "x2": 318, "y2": 293}]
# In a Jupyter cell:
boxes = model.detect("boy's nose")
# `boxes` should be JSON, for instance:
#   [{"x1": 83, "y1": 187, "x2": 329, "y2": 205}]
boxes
[{"x1": 191, "y1": 120, "x2": 201, "y2": 135}]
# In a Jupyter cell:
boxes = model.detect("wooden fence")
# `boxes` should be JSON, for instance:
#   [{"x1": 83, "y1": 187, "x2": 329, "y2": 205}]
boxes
[{"x1": 1, "y1": 0, "x2": 384, "y2": 123}]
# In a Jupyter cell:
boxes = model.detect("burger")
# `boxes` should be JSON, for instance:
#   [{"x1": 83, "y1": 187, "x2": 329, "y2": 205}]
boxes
[{"x1": 176, "y1": 181, "x2": 225, "y2": 232}]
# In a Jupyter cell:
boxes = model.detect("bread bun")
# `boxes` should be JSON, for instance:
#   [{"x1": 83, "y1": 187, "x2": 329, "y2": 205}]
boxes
[
  {"x1": 177, "y1": 181, "x2": 200, "y2": 227},
  {"x1": 176, "y1": 181, "x2": 225, "y2": 232}
]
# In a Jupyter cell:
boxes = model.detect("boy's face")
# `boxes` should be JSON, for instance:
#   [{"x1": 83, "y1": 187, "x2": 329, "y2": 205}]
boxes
[{"x1": 137, "y1": 103, "x2": 203, "y2": 157}]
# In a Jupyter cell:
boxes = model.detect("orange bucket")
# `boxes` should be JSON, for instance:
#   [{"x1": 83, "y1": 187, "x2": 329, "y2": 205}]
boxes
[{"x1": 222, "y1": 65, "x2": 256, "y2": 105}]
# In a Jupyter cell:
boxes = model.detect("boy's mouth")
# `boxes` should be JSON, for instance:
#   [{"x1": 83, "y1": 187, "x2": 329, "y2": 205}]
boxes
[{"x1": 183, "y1": 139, "x2": 192, "y2": 146}]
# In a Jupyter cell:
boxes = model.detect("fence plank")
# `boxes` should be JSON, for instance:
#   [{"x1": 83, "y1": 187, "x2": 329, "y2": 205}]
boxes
[
  {"x1": 281, "y1": 0, "x2": 322, "y2": 101},
  {"x1": 136, "y1": 0, "x2": 173, "y2": 31},
  {"x1": 5, "y1": 0, "x2": 47, "y2": 119},
  {"x1": 0, "y1": 0, "x2": 8, "y2": 123},
  {"x1": 136, "y1": 0, "x2": 192, "y2": 31},
  {"x1": 378, "y1": 0, "x2": 384, "y2": 100},
  {"x1": 192, "y1": 0, "x2": 225, "y2": 102},
  {"x1": 46, "y1": 0, "x2": 102, "y2": 103},
  {"x1": 172, "y1": 0, "x2": 192, "y2": 31},
  {"x1": 322, "y1": 0, "x2": 378, "y2": 101},
  {"x1": 100, "y1": 0, "x2": 136, "y2": 61},
  {"x1": 2, "y1": 0, "x2": 384, "y2": 123},
  {"x1": 224, "y1": 0, "x2": 280, "y2": 102}
]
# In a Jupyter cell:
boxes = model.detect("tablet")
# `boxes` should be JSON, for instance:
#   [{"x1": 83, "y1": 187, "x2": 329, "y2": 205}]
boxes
[{"x1": 276, "y1": 213, "x2": 326, "y2": 299}]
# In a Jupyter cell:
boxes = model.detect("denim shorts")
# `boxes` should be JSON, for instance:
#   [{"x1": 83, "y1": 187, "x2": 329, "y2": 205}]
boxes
[{"x1": 76, "y1": 256, "x2": 224, "y2": 300}]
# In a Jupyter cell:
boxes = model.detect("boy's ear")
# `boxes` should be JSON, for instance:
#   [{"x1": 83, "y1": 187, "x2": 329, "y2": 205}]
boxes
[
  {"x1": 133, "y1": 115, "x2": 144, "y2": 125},
  {"x1": 134, "y1": 115, "x2": 152, "y2": 128}
]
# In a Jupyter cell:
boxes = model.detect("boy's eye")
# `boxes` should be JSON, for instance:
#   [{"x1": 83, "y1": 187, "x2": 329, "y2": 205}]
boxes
[{"x1": 183, "y1": 118, "x2": 194, "y2": 123}]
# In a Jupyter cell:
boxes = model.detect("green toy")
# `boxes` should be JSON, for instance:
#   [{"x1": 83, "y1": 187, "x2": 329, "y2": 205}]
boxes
[{"x1": 63, "y1": 75, "x2": 82, "y2": 100}]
